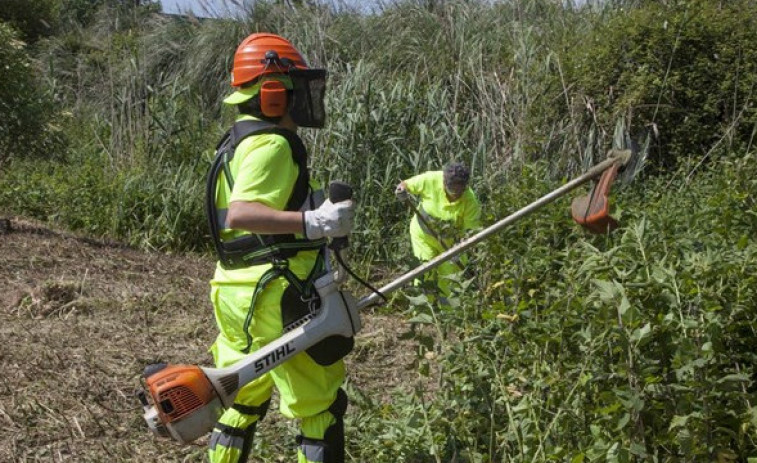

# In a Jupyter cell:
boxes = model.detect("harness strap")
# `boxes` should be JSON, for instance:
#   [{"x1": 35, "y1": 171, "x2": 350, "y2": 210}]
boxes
[
  {"x1": 232, "y1": 398, "x2": 271, "y2": 418},
  {"x1": 416, "y1": 204, "x2": 454, "y2": 249},
  {"x1": 241, "y1": 252, "x2": 325, "y2": 354},
  {"x1": 415, "y1": 204, "x2": 437, "y2": 236}
]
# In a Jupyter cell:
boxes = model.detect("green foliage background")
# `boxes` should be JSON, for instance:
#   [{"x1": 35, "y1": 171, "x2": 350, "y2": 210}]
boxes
[
  {"x1": 1, "y1": 0, "x2": 755, "y2": 461},
  {"x1": 0, "y1": 22, "x2": 61, "y2": 167}
]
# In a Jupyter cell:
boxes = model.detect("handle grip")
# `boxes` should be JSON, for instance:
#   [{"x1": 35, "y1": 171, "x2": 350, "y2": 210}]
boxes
[
  {"x1": 329, "y1": 181, "x2": 353, "y2": 203},
  {"x1": 329, "y1": 181, "x2": 352, "y2": 251}
]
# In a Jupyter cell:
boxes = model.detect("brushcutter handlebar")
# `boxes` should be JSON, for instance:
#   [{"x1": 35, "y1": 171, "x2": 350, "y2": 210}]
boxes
[{"x1": 329, "y1": 181, "x2": 353, "y2": 251}]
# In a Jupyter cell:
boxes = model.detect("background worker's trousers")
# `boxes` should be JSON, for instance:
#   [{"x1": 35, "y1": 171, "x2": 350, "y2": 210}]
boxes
[
  {"x1": 208, "y1": 278, "x2": 347, "y2": 463},
  {"x1": 411, "y1": 233, "x2": 464, "y2": 298}
]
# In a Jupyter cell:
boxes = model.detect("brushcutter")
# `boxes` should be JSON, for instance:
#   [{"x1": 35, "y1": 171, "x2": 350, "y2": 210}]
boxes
[{"x1": 138, "y1": 150, "x2": 630, "y2": 444}]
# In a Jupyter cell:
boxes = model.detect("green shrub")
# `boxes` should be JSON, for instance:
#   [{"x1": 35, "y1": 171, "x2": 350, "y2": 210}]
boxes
[
  {"x1": 566, "y1": 0, "x2": 757, "y2": 168},
  {"x1": 0, "y1": 0, "x2": 59, "y2": 42},
  {"x1": 0, "y1": 22, "x2": 62, "y2": 166}
]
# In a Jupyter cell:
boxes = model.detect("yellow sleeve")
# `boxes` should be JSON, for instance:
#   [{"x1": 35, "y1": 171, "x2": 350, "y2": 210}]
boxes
[
  {"x1": 403, "y1": 171, "x2": 435, "y2": 196},
  {"x1": 463, "y1": 190, "x2": 482, "y2": 230},
  {"x1": 229, "y1": 133, "x2": 298, "y2": 210}
]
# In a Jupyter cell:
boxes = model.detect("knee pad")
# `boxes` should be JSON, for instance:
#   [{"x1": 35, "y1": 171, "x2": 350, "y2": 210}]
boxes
[
  {"x1": 208, "y1": 399, "x2": 270, "y2": 463},
  {"x1": 297, "y1": 389, "x2": 348, "y2": 463},
  {"x1": 209, "y1": 421, "x2": 259, "y2": 463},
  {"x1": 297, "y1": 431, "x2": 343, "y2": 463}
]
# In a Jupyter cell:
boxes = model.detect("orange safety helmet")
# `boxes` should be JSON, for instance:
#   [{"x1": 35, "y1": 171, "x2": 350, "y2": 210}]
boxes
[
  {"x1": 231, "y1": 33, "x2": 308, "y2": 87},
  {"x1": 226, "y1": 32, "x2": 328, "y2": 128}
]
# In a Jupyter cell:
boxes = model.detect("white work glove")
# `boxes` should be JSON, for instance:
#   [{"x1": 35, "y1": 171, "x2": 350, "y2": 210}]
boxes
[
  {"x1": 303, "y1": 199, "x2": 355, "y2": 240},
  {"x1": 395, "y1": 183, "x2": 408, "y2": 201}
]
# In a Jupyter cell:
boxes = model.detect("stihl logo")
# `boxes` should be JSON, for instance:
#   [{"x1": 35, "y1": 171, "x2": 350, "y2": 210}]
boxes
[{"x1": 254, "y1": 342, "x2": 296, "y2": 373}]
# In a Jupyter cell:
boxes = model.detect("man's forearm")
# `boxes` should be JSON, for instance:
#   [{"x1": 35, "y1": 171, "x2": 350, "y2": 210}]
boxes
[{"x1": 227, "y1": 200, "x2": 304, "y2": 235}]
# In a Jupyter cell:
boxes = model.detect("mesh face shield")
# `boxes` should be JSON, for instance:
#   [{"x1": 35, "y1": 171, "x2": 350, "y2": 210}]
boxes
[{"x1": 288, "y1": 68, "x2": 327, "y2": 128}]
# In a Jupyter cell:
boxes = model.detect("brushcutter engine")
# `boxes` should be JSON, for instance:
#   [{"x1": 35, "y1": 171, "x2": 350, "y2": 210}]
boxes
[{"x1": 137, "y1": 363, "x2": 222, "y2": 443}]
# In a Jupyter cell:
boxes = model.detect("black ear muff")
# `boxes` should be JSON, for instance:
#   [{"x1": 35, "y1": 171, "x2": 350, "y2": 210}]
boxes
[{"x1": 260, "y1": 80, "x2": 288, "y2": 118}]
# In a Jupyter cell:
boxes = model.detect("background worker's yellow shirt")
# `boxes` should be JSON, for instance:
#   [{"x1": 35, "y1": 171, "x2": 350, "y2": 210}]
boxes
[
  {"x1": 404, "y1": 170, "x2": 481, "y2": 259},
  {"x1": 212, "y1": 116, "x2": 319, "y2": 285}
]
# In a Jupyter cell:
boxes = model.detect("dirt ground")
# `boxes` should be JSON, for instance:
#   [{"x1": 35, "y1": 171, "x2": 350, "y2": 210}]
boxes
[{"x1": 0, "y1": 217, "x2": 422, "y2": 462}]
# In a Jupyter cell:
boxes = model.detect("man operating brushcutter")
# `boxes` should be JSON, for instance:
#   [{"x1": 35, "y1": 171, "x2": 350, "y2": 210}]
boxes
[
  {"x1": 205, "y1": 32, "x2": 354, "y2": 463},
  {"x1": 395, "y1": 162, "x2": 481, "y2": 298}
]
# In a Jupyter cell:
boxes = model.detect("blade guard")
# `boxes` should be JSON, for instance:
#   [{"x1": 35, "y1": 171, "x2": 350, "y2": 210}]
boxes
[{"x1": 571, "y1": 163, "x2": 620, "y2": 234}]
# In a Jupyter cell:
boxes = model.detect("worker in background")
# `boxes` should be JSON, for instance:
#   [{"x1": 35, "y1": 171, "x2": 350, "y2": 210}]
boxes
[
  {"x1": 395, "y1": 162, "x2": 481, "y2": 298},
  {"x1": 206, "y1": 33, "x2": 354, "y2": 463}
]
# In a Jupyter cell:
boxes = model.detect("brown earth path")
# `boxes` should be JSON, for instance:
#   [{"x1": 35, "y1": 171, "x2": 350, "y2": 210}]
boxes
[{"x1": 0, "y1": 217, "x2": 422, "y2": 462}]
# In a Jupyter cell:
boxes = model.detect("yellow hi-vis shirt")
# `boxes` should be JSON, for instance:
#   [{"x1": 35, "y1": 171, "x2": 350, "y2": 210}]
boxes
[
  {"x1": 404, "y1": 170, "x2": 481, "y2": 261},
  {"x1": 212, "y1": 115, "x2": 320, "y2": 285}
]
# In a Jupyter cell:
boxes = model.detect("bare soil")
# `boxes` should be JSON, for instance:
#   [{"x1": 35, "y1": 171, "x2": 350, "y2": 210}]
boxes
[{"x1": 0, "y1": 217, "x2": 422, "y2": 462}]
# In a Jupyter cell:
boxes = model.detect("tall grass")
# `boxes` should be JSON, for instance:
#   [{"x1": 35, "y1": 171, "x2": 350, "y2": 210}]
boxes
[{"x1": 7, "y1": 0, "x2": 610, "y2": 252}]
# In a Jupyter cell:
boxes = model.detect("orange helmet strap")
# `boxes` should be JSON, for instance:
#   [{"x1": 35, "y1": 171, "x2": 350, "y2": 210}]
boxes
[{"x1": 260, "y1": 80, "x2": 288, "y2": 118}]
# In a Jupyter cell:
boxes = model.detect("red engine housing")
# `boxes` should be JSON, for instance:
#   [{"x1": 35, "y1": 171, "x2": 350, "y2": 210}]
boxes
[{"x1": 145, "y1": 364, "x2": 216, "y2": 424}]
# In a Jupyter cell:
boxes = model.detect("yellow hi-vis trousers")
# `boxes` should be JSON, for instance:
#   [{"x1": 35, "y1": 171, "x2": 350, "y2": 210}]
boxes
[
  {"x1": 410, "y1": 230, "x2": 465, "y2": 298},
  {"x1": 208, "y1": 278, "x2": 345, "y2": 463}
]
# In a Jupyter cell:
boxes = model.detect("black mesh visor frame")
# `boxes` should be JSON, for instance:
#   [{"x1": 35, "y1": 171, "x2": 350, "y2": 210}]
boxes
[{"x1": 289, "y1": 68, "x2": 327, "y2": 128}]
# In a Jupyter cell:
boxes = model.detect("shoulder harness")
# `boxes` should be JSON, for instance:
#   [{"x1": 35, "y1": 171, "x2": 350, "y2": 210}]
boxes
[{"x1": 206, "y1": 119, "x2": 326, "y2": 270}]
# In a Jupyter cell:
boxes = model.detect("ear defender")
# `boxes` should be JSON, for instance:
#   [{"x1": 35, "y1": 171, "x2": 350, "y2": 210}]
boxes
[{"x1": 260, "y1": 80, "x2": 288, "y2": 117}]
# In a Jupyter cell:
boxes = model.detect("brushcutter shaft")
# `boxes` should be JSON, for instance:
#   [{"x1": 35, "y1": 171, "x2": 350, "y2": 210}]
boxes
[{"x1": 357, "y1": 152, "x2": 629, "y2": 310}]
